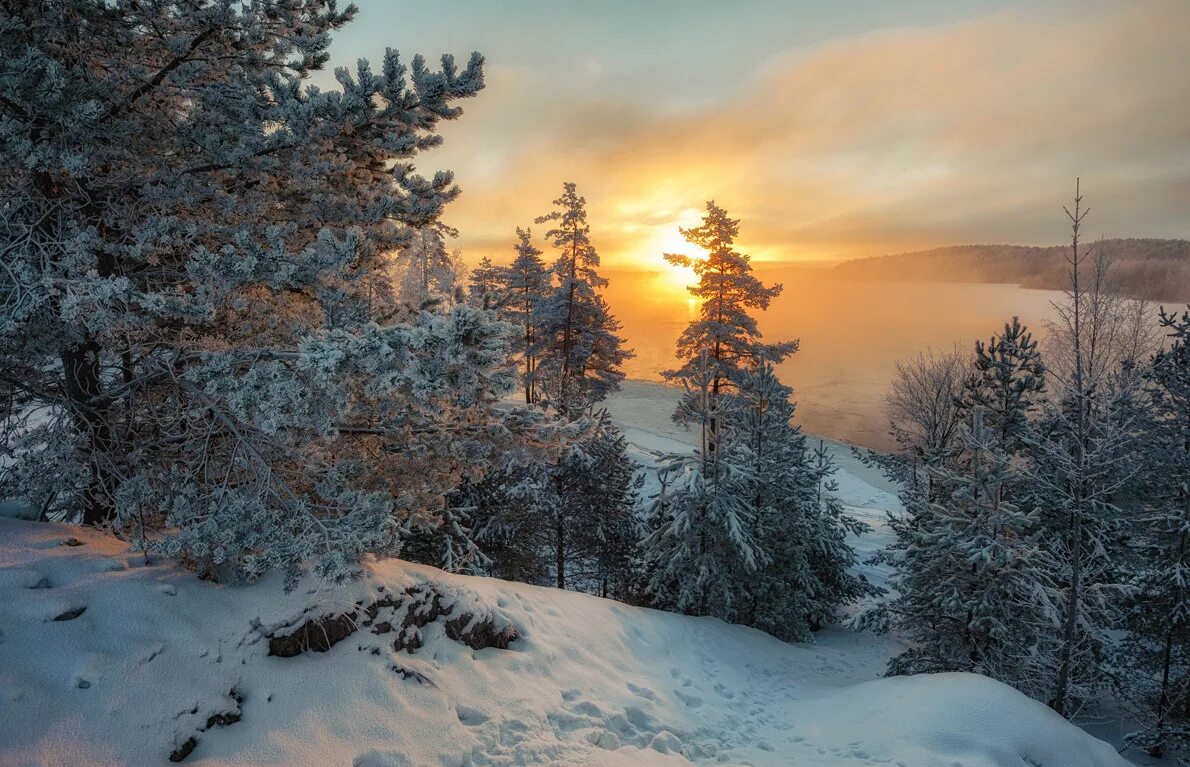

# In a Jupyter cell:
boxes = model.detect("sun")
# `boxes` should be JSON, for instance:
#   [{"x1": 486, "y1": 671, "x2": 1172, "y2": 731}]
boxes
[{"x1": 648, "y1": 215, "x2": 706, "y2": 294}]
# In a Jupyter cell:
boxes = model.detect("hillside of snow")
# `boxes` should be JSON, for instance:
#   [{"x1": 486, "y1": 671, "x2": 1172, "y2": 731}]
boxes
[{"x1": 0, "y1": 381, "x2": 1134, "y2": 767}]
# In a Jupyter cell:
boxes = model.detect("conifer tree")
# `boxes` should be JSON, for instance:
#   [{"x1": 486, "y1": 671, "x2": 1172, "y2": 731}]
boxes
[
  {"x1": 467, "y1": 256, "x2": 506, "y2": 311},
  {"x1": 1032, "y1": 182, "x2": 1140, "y2": 716},
  {"x1": 735, "y1": 361, "x2": 872, "y2": 640},
  {"x1": 662, "y1": 201, "x2": 796, "y2": 452},
  {"x1": 462, "y1": 460, "x2": 555, "y2": 584},
  {"x1": 533, "y1": 183, "x2": 632, "y2": 417},
  {"x1": 643, "y1": 352, "x2": 759, "y2": 618},
  {"x1": 503, "y1": 228, "x2": 549, "y2": 404},
  {"x1": 868, "y1": 407, "x2": 1053, "y2": 691},
  {"x1": 0, "y1": 2, "x2": 566, "y2": 584},
  {"x1": 863, "y1": 318, "x2": 1051, "y2": 689},
  {"x1": 802, "y1": 441, "x2": 877, "y2": 629},
  {"x1": 1114, "y1": 306, "x2": 1190, "y2": 757},
  {"x1": 549, "y1": 413, "x2": 642, "y2": 594},
  {"x1": 958, "y1": 317, "x2": 1046, "y2": 456}
]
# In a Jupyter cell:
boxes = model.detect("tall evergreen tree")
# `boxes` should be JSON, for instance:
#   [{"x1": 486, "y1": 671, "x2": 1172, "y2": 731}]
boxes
[
  {"x1": 862, "y1": 318, "x2": 1052, "y2": 691},
  {"x1": 1114, "y1": 306, "x2": 1190, "y2": 757},
  {"x1": 1032, "y1": 182, "x2": 1140, "y2": 716},
  {"x1": 503, "y1": 227, "x2": 549, "y2": 404},
  {"x1": 533, "y1": 182, "x2": 632, "y2": 417},
  {"x1": 662, "y1": 201, "x2": 796, "y2": 451}
]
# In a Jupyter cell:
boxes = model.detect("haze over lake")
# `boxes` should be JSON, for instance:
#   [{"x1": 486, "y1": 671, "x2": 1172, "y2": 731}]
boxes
[{"x1": 605, "y1": 266, "x2": 1071, "y2": 450}]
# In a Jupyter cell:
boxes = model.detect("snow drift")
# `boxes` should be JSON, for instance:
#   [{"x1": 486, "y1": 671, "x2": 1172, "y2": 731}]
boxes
[{"x1": 0, "y1": 517, "x2": 1130, "y2": 766}]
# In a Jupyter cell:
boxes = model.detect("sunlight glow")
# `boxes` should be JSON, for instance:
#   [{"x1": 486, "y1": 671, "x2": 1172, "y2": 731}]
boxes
[{"x1": 645, "y1": 207, "x2": 706, "y2": 294}]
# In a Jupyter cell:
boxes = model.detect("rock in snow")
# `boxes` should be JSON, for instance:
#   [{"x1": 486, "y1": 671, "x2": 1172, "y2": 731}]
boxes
[{"x1": 0, "y1": 514, "x2": 1129, "y2": 766}]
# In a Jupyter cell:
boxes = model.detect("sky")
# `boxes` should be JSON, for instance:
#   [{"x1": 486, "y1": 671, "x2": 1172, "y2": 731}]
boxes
[{"x1": 316, "y1": 0, "x2": 1190, "y2": 270}]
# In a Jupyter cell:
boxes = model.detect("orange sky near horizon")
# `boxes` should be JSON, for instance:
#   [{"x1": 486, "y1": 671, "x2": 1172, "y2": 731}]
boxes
[{"x1": 323, "y1": 1, "x2": 1190, "y2": 274}]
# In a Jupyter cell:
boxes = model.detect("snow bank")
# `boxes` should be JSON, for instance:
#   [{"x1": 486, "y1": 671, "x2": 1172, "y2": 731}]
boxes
[{"x1": 0, "y1": 517, "x2": 1130, "y2": 766}]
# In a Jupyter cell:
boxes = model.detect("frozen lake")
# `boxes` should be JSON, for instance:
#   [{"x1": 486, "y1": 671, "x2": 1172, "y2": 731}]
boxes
[{"x1": 603, "y1": 266, "x2": 1069, "y2": 450}]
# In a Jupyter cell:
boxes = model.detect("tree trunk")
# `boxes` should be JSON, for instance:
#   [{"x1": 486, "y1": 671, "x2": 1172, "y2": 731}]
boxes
[
  {"x1": 557, "y1": 232, "x2": 579, "y2": 418},
  {"x1": 61, "y1": 339, "x2": 117, "y2": 525},
  {"x1": 35, "y1": 151, "x2": 120, "y2": 526},
  {"x1": 555, "y1": 513, "x2": 566, "y2": 590},
  {"x1": 1051, "y1": 179, "x2": 1088, "y2": 718}
]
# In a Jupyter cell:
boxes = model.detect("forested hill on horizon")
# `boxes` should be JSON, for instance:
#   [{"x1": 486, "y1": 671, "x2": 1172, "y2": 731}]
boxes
[{"x1": 832, "y1": 238, "x2": 1190, "y2": 301}]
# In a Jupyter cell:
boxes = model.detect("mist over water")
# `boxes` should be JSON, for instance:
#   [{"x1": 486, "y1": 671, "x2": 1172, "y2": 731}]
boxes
[{"x1": 602, "y1": 266, "x2": 1066, "y2": 450}]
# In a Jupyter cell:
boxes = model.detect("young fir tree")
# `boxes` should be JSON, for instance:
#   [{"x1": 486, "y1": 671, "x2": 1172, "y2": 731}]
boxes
[
  {"x1": 502, "y1": 228, "x2": 550, "y2": 404},
  {"x1": 958, "y1": 317, "x2": 1046, "y2": 456},
  {"x1": 461, "y1": 459, "x2": 556, "y2": 584},
  {"x1": 643, "y1": 352, "x2": 760, "y2": 618},
  {"x1": 662, "y1": 201, "x2": 797, "y2": 450},
  {"x1": 0, "y1": 2, "x2": 560, "y2": 585},
  {"x1": 735, "y1": 361, "x2": 873, "y2": 641},
  {"x1": 803, "y1": 441, "x2": 878, "y2": 630},
  {"x1": 873, "y1": 408, "x2": 1054, "y2": 692},
  {"x1": 548, "y1": 413, "x2": 643, "y2": 595},
  {"x1": 533, "y1": 183, "x2": 632, "y2": 417},
  {"x1": 862, "y1": 319, "x2": 1051, "y2": 690},
  {"x1": 447, "y1": 413, "x2": 640, "y2": 598},
  {"x1": 1113, "y1": 307, "x2": 1189, "y2": 758}
]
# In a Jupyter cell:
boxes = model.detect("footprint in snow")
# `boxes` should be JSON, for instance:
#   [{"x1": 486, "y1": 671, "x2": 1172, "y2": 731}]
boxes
[
  {"x1": 570, "y1": 700, "x2": 602, "y2": 717},
  {"x1": 8, "y1": 569, "x2": 52, "y2": 589},
  {"x1": 647, "y1": 730, "x2": 683, "y2": 755},
  {"x1": 455, "y1": 705, "x2": 489, "y2": 726},
  {"x1": 353, "y1": 751, "x2": 411, "y2": 767},
  {"x1": 50, "y1": 605, "x2": 87, "y2": 622},
  {"x1": 626, "y1": 682, "x2": 657, "y2": 701}
]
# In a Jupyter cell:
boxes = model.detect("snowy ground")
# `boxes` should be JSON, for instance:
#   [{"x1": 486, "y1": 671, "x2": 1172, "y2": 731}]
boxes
[{"x1": 0, "y1": 380, "x2": 1137, "y2": 766}]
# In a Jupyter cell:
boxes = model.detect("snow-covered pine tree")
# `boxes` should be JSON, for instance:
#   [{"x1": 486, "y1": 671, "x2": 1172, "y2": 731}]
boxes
[
  {"x1": 501, "y1": 227, "x2": 549, "y2": 404},
  {"x1": 958, "y1": 317, "x2": 1046, "y2": 456},
  {"x1": 0, "y1": 2, "x2": 558, "y2": 585},
  {"x1": 457, "y1": 459, "x2": 556, "y2": 584},
  {"x1": 642, "y1": 352, "x2": 759, "y2": 618},
  {"x1": 734, "y1": 360, "x2": 872, "y2": 641},
  {"x1": 439, "y1": 411, "x2": 640, "y2": 599},
  {"x1": 803, "y1": 441, "x2": 879, "y2": 630},
  {"x1": 533, "y1": 183, "x2": 632, "y2": 417},
  {"x1": 874, "y1": 406, "x2": 1054, "y2": 693},
  {"x1": 466, "y1": 256, "x2": 507, "y2": 311},
  {"x1": 862, "y1": 319, "x2": 1052, "y2": 688},
  {"x1": 549, "y1": 412, "x2": 643, "y2": 596},
  {"x1": 662, "y1": 201, "x2": 797, "y2": 452},
  {"x1": 1113, "y1": 306, "x2": 1189, "y2": 758}
]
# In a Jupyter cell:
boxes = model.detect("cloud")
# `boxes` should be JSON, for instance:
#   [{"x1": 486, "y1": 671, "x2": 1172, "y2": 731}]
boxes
[{"x1": 429, "y1": 1, "x2": 1190, "y2": 268}]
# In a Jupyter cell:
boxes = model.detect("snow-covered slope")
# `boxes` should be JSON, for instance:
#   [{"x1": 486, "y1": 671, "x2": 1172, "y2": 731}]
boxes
[
  {"x1": 0, "y1": 381, "x2": 1134, "y2": 766},
  {"x1": 0, "y1": 524, "x2": 1128, "y2": 766}
]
